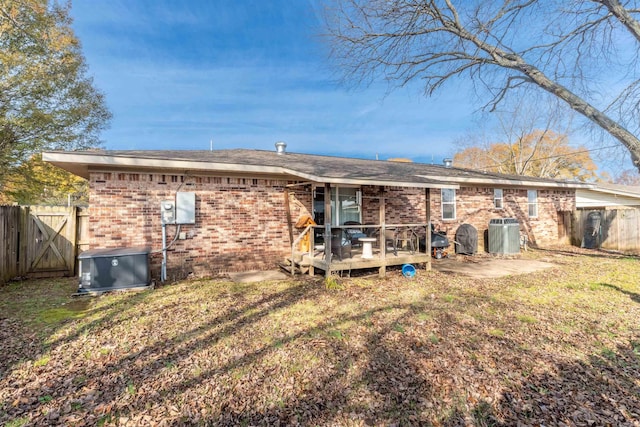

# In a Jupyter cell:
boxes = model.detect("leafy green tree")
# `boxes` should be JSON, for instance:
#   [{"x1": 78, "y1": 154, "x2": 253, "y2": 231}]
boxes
[
  {"x1": 0, "y1": 0, "x2": 110, "y2": 199},
  {"x1": 0, "y1": 153, "x2": 87, "y2": 205}
]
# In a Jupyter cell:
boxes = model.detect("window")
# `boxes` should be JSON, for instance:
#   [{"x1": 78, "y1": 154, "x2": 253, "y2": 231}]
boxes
[
  {"x1": 527, "y1": 190, "x2": 538, "y2": 218},
  {"x1": 494, "y1": 189, "x2": 503, "y2": 209},
  {"x1": 441, "y1": 189, "x2": 456, "y2": 220}
]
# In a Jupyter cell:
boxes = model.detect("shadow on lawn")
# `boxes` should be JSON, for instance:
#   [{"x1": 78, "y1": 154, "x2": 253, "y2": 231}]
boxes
[
  {"x1": 535, "y1": 246, "x2": 640, "y2": 260},
  {"x1": 0, "y1": 279, "x2": 159, "y2": 378},
  {"x1": 2, "y1": 279, "x2": 324, "y2": 424},
  {"x1": 2, "y1": 277, "x2": 640, "y2": 426},
  {"x1": 115, "y1": 290, "x2": 640, "y2": 425},
  {"x1": 492, "y1": 339, "x2": 640, "y2": 425},
  {"x1": 599, "y1": 283, "x2": 640, "y2": 304}
]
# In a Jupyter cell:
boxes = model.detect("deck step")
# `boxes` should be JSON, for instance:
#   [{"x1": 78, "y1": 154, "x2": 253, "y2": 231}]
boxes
[
  {"x1": 278, "y1": 262, "x2": 309, "y2": 275},
  {"x1": 285, "y1": 257, "x2": 312, "y2": 267}
]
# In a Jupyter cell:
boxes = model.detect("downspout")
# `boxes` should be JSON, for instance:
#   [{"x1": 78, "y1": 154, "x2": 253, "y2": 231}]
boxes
[{"x1": 161, "y1": 223, "x2": 167, "y2": 282}]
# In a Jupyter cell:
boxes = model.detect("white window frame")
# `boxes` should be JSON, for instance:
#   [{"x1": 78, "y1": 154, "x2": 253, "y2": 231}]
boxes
[
  {"x1": 494, "y1": 189, "x2": 503, "y2": 209},
  {"x1": 441, "y1": 189, "x2": 456, "y2": 220},
  {"x1": 527, "y1": 190, "x2": 538, "y2": 218}
]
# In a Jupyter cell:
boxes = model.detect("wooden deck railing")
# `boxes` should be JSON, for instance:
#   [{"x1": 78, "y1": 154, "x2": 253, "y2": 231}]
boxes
[{"x1": 291, "y1": 222, "x2": 432, "y2": 277}]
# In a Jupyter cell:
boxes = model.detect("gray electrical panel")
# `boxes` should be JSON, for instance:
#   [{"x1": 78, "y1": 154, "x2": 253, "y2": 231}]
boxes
[{"x1": 176, "y1": 192, "x2": 196, "y2": 224}]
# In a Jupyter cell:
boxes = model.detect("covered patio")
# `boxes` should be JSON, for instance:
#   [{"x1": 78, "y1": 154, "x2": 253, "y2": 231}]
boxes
[
  {"x1": 286, "y1": 177, "x2": 455, "y2": 277},
  {"x1": 303, "y1": 223, "x2": 431, "y2": 276}
]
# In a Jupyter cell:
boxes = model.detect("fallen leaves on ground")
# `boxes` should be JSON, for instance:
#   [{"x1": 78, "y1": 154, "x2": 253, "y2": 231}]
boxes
[{"x1": 1, "y1": 246, "x2": 639, "y2": 426}]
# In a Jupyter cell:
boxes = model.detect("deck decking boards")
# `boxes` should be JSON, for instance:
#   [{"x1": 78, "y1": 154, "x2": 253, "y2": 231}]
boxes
[{"x1": 291, "y1": 246, "x2": 430, "y2": 277}]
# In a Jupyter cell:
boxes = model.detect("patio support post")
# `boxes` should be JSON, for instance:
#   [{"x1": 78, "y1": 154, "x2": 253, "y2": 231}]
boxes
[
  {"x1": 379, "y1": 193, "x2": 386, "y2": 278},
  {"x1": 284, "y1": 189, "x2": 294, "y2": 246},
  {"x1": 425, "y1": 188, "x2": 432, "y2": 271},
  {"x1": 324, "y1": 183, "x2": 332, "y2": 278}
]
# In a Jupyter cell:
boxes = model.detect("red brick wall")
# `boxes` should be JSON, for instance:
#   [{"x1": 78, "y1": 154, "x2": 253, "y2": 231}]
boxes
[
  {"x1": 429, "y1": 187, "x2": 575, "y2": 249},
  {"x1": 88, "y1": 171, "x2": 311, "y2": 280},
  {"x1": 361, "y1": 186, "x2": 427, "y2": 225},
  {"x1": 360, "y1": 185, "x2": 575, "y2": 250},
  {"x1": 88, "y1": 172, "x2": 575, "y2": 279}
]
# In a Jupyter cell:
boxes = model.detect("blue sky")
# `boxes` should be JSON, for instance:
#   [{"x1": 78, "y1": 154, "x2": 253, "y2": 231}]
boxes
[
  {"x1": 69, "y1": 0, "x2": 475, "y2": 163},
  {"x1": 69, "y1": 0, "x2": 639, "y2": 175}
]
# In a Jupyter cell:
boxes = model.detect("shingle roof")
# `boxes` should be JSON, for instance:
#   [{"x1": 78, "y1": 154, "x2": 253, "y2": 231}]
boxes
[{"x1": 42, "y1": 148, "x2": 593, "y2": 189}]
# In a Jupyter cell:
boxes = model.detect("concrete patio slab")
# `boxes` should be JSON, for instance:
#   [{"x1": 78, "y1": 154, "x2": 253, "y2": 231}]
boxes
[
  {"x1": 228, "y1": 270, "x2": 289, "y2": 283},
  {"x1": 432, "y1": 257, "x2": 556, "y2": 278}
]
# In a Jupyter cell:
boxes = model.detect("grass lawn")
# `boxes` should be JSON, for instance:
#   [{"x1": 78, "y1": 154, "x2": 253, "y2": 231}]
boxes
[{"x1": 1, "y1": 247, "x2": 639, "y2": 426}]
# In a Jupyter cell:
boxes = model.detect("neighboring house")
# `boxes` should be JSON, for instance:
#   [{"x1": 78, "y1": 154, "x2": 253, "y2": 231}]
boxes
[
  {"x1": 576, "y1": 183, "x2": 640, "y2": 209},
  {"x1": 43, "y1": 145, "x2": 591, "y2": 280}
]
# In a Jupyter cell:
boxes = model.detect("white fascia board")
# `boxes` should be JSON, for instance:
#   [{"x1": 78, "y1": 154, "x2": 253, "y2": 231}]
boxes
[
  {"x1": 415, "y1": 174, "x2": 593, "y2": 189},
  {"x1": 588, "y1": 187, "x2": 640, "y2": 199}
]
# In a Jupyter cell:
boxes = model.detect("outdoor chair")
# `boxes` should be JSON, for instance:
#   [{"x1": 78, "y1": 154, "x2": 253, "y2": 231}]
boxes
[
  {"x1": 384, "y1": 228, "x2": 399, "y2": 256},
  {"x1": 330, "y1": 227, "x2": 352, "y2": 261},
  {"x1": 343, "y1": 221, "x2": 368, "y2": 246}
]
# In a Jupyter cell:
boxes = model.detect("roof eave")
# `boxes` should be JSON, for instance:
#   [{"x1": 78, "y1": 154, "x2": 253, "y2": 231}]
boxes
[
  {"x1": 281, "y1": 168, "x2": 457, "y2": 189},
  {"x1": 42, "y1": 151, "x2": 457, "y2": 189}
]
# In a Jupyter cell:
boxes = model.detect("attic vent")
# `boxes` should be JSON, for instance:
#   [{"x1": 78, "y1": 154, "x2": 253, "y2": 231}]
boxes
[
  {"x1": 443, "y1": 158, "x2": 453, "y2": 168},
  {"x1": 275, "y1": 141, "x2": 287, "y2": 154}
]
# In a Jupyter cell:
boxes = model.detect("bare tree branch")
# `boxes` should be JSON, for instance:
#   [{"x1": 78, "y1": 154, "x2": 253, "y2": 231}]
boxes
[{"x1": 326, "y1": 0, "x2": 640, "y2": 171}]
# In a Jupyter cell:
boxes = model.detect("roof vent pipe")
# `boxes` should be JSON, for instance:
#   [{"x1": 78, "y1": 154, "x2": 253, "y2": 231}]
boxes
[
  {"x1": 275, "y1": 141, "x2": 287, "y2": 155},
  {"x1": 443, "y1": 158, "x2": 453, "y2": 168}
]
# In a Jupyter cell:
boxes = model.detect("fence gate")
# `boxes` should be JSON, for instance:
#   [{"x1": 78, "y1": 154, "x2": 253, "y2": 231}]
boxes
[
  {"x1": 572, "y1": 208, "x2": 640, "y2": 254},
  {"x1": 21, "y1": 206, "x2": 77, "y2": 278}
]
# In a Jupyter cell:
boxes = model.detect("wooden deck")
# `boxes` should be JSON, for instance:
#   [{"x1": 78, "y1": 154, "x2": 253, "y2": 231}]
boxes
[
  {"x1": 293, "y1": 245, "x2": 430, "y2": 277},
  {"x1": 284, "y1": 223, "x2": 434, "y2": 277}
]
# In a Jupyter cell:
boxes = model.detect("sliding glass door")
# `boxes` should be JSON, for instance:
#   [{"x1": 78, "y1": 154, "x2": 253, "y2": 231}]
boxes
[{"x1": 313, "y1": 186, "x2": 361, "y2": 225}]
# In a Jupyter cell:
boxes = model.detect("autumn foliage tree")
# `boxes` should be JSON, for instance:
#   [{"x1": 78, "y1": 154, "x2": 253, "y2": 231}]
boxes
[
  {"x1": 0, "y1": 0, "x2": 110, "y2": 203},
  {"x1": 454, "y1": 130, "x2": 598, "y2": 181}
]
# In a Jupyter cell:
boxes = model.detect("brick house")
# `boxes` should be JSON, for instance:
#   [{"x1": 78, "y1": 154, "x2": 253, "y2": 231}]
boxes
[{"x1": 44, "y1": 146, "x2": 590, "y2": 280}]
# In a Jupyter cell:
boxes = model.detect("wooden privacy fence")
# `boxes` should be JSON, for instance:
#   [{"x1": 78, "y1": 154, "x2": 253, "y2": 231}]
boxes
[
  {"x1": 572, "y1": 208, "x2": 640, "y2": 253},
  {"x1": 0, "y1": 206, "x2": 89, "y2": 284}
]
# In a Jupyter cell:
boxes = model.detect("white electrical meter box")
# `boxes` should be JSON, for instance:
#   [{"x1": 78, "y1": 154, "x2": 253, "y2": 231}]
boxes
[
  {"x1": 161, "y1": 200, "x2": 175, "y2": 224},
  {"x1": 176, "y1": 192, "x2": 196, "y2": 224}
]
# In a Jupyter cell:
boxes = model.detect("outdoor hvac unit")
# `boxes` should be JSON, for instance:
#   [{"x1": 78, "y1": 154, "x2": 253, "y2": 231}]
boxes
[
  {"x1": 77, "y1": 247, "x2": 151, "y2": 293},
  {"x1": 488, "y1": 218, "x2": 521, "y2": 254}
]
